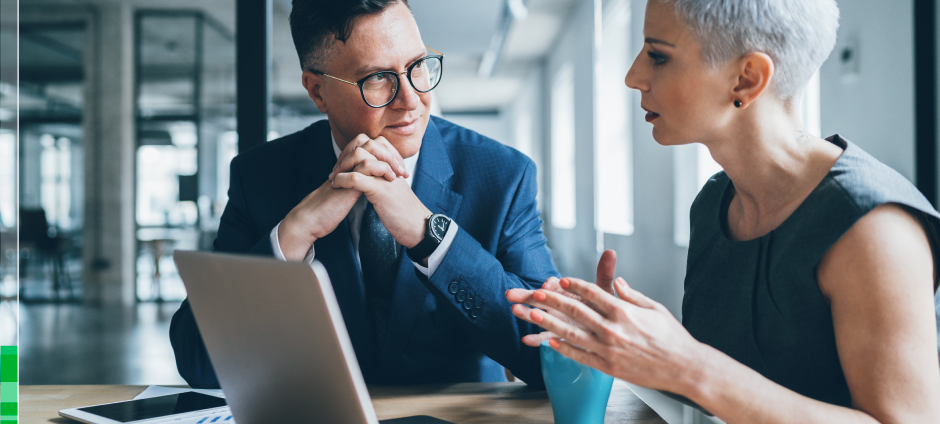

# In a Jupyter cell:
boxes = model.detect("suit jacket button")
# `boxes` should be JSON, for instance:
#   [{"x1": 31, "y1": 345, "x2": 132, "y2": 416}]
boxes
[
  {"x1": 470, "y1": 308, "x2": 482, "y2": 318},
  {"x1": 462, "y1": 300, "x2": 473, "y2": 310},
  {"x1": 448, "y1": 281, "x2": 460, "y2": 294},
  {"x1": 456, "y1": 290, "x2": 467, "y2": 302}
]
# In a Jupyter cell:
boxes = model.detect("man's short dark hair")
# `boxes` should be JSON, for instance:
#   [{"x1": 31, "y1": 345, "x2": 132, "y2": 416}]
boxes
[{"x1": 289, "y1": 0, "x2": 411, "y2": 72}]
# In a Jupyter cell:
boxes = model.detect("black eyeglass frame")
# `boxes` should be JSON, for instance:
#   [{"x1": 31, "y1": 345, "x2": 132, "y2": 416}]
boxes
[{"x1": 314, "y1": 47, "x2": 445, "y2": 108}]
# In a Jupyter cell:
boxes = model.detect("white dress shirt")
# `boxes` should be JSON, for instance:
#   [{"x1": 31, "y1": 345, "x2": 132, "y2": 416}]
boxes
[{"x1": 270, "y1": 132, "x2": 458, "y2": 277}]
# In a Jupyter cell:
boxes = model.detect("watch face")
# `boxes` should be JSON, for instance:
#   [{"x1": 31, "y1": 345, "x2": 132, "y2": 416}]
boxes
[{"x1": 429, "y1": 215, "x2": 450, "y2": 240}]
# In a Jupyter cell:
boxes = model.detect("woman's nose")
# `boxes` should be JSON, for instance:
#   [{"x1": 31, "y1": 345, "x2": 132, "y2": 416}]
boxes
[{"x1": 625, "y1": 53, "x2": 647, "y2": 91}]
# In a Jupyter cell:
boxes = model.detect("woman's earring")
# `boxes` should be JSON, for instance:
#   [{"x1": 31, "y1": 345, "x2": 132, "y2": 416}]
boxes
[{"x1": 734, "y1": 100, "x2": 743, "y2": 108}]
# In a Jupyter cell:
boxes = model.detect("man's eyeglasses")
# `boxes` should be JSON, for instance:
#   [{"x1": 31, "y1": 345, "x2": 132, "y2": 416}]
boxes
[{"x1": 314, "y1": 47, "x2": 444, "y2": 108}]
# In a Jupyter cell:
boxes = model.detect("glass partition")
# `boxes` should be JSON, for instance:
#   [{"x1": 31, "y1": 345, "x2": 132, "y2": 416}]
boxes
[
  {"x1": 595, "y1": 0, "x2": 633, "y2": 236},
  {"x1": 551, "y1": 63, "x2": 577, "y2": 230},
  {"x1": 17, "y1": 23, "x2": 86, "y2": 302},
  {"x1": 135, "y1": 11, "x2": 234, "y2": 301}
]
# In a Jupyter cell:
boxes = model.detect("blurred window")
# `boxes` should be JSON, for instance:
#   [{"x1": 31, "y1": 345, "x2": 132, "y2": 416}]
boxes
[
  {"x1": 134, "y1": 11, "x2": 235, "y2": 301},
  {"x1": 136, "y1": 122, "x2": 199, "y2": 227},
  {"x1": 16, "y1": 23, "x2": 85, "y2": 301},
  {"x1": 801, "y1": 70, "x2": 822, "y2": 137},
  {"x1": 39, "y1": 134, "x2": 71, "y2": 230},
  {"x1": 673, "y1": 145, "x2": 719, "y2": 248},
  {"x1": 551, "y1": 63, "x2": 577, "y2": 230},
  {"x1": 514, "y1": 111, "x2": 533, "y2": 158},
  {"x1": 0, "y1": 130, "x2": 13, "y2": 228},
  {"x1": 697, "y1": 145, "x2": 724, "y2": 189},
  {"x1": 595, "y1": 0, "x2": 633, "y2": 236}
]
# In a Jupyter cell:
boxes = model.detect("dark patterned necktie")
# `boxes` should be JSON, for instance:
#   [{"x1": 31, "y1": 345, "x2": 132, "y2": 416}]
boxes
[{"x1": 359, "y1": 202, "x2": 399, "y2": 347}]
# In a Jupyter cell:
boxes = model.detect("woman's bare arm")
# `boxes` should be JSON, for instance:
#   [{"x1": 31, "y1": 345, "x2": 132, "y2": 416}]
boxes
[{"x1": 815, "y1": 203, "x2": 940, "y2": 422}]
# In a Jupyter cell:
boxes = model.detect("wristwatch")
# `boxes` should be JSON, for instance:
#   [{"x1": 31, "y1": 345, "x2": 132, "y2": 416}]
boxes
[{"x1": 407, "y1": 213, "x2": 452, "y2": 263}]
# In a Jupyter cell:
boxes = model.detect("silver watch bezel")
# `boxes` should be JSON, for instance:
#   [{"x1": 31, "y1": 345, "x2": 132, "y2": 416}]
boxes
[{"x1": 427, "y1": 213, "x2": 450, "y2": 242}]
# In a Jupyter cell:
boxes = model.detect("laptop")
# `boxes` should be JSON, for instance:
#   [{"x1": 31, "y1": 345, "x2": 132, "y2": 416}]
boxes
[{"x1": 172, "y1": 250, "x2": 451, "y2": 424}]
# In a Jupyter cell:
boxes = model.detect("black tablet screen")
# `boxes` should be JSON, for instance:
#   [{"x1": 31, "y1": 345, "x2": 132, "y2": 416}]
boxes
[{"x1": 77, "y1": 392, "x2": 228, "y2": 423}]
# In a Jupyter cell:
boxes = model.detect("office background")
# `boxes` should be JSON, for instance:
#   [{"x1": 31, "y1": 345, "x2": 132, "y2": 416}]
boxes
[{"x1": 0, "y1": 0, "x2": 936, "y2": 385}]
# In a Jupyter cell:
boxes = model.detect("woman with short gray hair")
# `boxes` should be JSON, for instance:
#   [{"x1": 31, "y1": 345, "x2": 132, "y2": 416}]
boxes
[{"x1": 508, "y1": 0, "x2": 940, "y2": 422}]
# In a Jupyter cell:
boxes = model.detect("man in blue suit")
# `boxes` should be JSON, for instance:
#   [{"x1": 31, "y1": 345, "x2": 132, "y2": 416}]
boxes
[{"x1": 170, "y1": 0, "x2": 558, "y2": 388}]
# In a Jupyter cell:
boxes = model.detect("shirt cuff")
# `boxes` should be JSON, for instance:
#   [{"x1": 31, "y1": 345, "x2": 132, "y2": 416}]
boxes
[
  {"x1": 412, "y1": 221, "x2": 458, "y2": 278},
  {"x1": 270, "y1": 221, "x2": 315, "y2": 264}
]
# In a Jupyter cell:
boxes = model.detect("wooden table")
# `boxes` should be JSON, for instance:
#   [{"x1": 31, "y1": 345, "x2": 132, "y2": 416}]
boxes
[{"x1": 21, "y1": 382, "x2": 666, "y2": 424}]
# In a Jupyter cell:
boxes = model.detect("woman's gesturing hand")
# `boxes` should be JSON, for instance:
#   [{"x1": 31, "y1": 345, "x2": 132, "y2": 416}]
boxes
[
  {"x1": 508, "y1": 275, "x2": 708, "y2": 396},
  {"x1": 506, "y1": 250, "x2": 619, "y2": 347}
]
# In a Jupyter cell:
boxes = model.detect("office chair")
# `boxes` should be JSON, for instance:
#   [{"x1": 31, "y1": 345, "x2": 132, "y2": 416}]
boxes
[{"x1": 19, "y1": 208, "x2": 76, "y2": 301}]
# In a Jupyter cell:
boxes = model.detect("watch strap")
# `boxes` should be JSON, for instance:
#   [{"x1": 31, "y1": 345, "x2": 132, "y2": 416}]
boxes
[{"x1": 407, "y1": 235, "x2": 439, "y2": 262}]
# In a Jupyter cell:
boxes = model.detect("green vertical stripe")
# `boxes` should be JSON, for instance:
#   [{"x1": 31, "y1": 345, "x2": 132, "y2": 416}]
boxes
[
  {"x1": 0, "y1": 346, "x2": 16, "y2": 423},
  {"x1": 0, "y1": 354, "x2": 15, "y2": 383},
  {"x1": 0, "y1": 383, "x2": 14, "y2": 403}
]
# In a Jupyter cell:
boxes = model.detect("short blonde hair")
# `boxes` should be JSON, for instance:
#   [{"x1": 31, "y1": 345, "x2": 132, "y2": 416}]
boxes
[{"x1": 667, "y1": 0, "x2": 840, "y2": 102}]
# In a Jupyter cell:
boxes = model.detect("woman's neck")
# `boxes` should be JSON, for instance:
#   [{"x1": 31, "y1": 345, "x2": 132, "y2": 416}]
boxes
[{"x1": 706, "y1": 104, "x2": 843, "y2": 240}]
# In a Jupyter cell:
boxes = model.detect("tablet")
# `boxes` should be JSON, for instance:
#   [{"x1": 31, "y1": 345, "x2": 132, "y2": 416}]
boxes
[{"x1": 59, "y1": 391, "x2": 230, "y2": 424}]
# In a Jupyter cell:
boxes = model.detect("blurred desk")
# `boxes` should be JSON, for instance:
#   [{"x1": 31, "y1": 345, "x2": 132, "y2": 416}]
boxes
[
  {"x1": 21, "y1": 381, "x2": 666, "y2": 423},
  {"x1": 137, "y1": 227, "x2": 194, "y2": 302}
]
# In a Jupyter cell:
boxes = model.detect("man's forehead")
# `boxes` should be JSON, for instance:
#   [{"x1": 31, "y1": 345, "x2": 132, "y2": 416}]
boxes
[{"x1": 333, "y1": 3, "x2": 426, "y2": 72}]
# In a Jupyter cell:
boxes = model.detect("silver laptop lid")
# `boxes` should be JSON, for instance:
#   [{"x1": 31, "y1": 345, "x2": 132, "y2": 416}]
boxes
[{"x1": 173, "y1": 250, "x2": 378, "y2": 424}]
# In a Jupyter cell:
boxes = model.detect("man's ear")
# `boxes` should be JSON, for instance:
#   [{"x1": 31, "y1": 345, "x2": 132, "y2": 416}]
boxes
[
  {"x1": 731, "y1": 52, "x2": 774, "y2": 108},
  {"x1": 302, "y1": 71, "x2": 329, "y2": 114}
]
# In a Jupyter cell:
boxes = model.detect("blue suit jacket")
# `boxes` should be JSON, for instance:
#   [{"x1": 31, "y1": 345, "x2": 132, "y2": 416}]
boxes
[{"x1": 170, "y1": 117, "x2": 559, "y2": 388}]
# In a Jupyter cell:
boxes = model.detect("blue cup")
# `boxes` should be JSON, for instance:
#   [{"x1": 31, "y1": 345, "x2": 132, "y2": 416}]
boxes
[{"x1": 541, "y1": 341, "x2": 614, "y2": 424}]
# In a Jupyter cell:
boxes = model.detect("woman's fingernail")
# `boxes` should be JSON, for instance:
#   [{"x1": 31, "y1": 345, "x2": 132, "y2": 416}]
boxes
[
  {"x1": 560, "y1": 278, "x2": 570, "y2": 289},
  {"x1": 530, "y1": 310, "x2": 544, "y2": 323},
  {"x1": 533, "y1": 290, "x2": 547, "y2": 301},
  {"x1": 549, "y1": 339, "x2": 560, "y2": 349}
]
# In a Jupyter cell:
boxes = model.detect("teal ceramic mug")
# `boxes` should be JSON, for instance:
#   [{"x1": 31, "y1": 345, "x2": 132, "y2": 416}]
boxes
[{"x1": 541, "y1": 341, "x2": 614, "y2": 424}]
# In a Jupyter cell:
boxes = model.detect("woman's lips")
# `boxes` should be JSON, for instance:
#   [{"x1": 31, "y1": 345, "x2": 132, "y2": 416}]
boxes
[{"x1": 645, "y1": 111, "x2": 660, "y2": 122}]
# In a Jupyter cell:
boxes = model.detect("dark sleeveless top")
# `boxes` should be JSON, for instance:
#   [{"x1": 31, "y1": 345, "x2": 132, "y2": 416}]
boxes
[{"x1": 682, "y1": 135, "x2": 940, "y2": 407}]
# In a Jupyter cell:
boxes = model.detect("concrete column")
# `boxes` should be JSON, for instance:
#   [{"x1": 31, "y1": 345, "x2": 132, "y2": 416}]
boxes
[{"x1": 81, "y1": 3, "x2": 136, "y2": 306}]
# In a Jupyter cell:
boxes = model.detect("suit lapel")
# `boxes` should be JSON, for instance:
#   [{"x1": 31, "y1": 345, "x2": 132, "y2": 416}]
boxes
[{"x1": 379, "y1": 119, "x2": 463, "y2": 370}]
